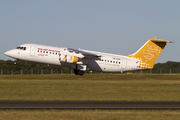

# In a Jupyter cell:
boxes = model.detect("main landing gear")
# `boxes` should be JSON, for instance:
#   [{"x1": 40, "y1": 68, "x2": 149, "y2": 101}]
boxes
[
  {"x1": 13, "y1": 60, "x2": 17, "y2": 65},
  {"x1": 74, "y1": 69, "x2": 84, "y2": 76}
]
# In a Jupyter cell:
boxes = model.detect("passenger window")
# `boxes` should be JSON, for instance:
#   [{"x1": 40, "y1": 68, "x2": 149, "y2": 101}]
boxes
[
  {"x1": 46, "y1": 51, "x2": 48, "y2": 54},
  {"x1": 37, "y1": 50, "x2": 39, "y2": 52},
  {"x1": 43, "y1": 51, "x2": 45, "y2": 53},
  {"x1": 55, "y1": 53, "x2": 57, "y2": 55}
]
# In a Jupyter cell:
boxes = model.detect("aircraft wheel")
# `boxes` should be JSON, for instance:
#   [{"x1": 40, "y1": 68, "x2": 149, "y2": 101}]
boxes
[
  {"x1": 78, "y1": 70, "x2": 84, "y2": 76},
  {"x1": 74, "y1": 69, "x2": 79, "y2": 75},
  {"x1": 74, "y1": 69, "x2": 84, "y2": 76}
]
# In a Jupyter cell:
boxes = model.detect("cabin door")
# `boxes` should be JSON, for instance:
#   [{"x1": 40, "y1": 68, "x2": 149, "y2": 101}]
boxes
[
  {"x1": 121, "y1": 59, "x2": 127, "y2": 69},
  {"x1": 30, "y1": 45, "x2": 36, "y2": 56}
]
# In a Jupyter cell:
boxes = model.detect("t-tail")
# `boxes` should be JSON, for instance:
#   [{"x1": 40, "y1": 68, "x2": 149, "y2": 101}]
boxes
[{"x1": 128, "y1": 38, "x2": 171, "y2": 69}]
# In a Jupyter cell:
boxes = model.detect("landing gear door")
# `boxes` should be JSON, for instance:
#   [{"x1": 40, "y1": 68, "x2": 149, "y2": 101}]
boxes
[
  {"x1": 30, "y1": 45, "x2": 36, "y2": 56},
  {"x1": 77, "y1": 64, "x2": 87, "y2": 71}
]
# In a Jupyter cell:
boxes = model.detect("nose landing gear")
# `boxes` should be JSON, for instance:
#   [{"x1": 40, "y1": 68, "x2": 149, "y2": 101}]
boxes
[{"x1": 13, "y1": 60, "x2": 17, "y2": 65}]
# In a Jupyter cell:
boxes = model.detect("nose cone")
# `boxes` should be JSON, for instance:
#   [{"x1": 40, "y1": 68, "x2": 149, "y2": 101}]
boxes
[
  {"x1": 4, "y1": 51, "x2": 11, "y2": 56},
  {"x1": 4, "y1": 51, "x2": 11, "y2": 57},
  {"x1": 4, "y1": 49, "x2": 18, "y2": 59}
]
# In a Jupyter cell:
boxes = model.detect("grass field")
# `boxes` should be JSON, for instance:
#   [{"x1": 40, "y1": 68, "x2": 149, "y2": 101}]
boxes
[
  {"x1": 0, "y1": 110, "x2": 179, "y2": 120},
  {"x1": 0, "y1": 74, "x2": 180, "y2": 119},
  {"x1": 0, "y1": 74, "x2": 180, "y2": 101}
]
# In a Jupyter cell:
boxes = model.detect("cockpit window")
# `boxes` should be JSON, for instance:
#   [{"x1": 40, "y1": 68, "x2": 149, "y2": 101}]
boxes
[
  {"x1": 16, "y1": 46, "x2": 26, "y2": 50},
  {"x1": 16, "y1": 46, "x2": 21, "y2": 49}
]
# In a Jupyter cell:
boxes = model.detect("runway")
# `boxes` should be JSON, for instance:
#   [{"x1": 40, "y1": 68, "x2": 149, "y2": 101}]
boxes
[{"x1": 0, "y1": 101, "x2": 180, "y2": 110}]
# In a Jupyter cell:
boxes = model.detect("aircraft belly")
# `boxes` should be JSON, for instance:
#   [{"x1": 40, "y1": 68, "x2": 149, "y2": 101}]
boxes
[
  {"x1": 87, "y1": 62, "x2": 102, "y2": 72},
  {"x1": 100, "y1": 64, "x2": 121, "y2": 72},
  {"x1": 87, "y1": 61, "x2": 121, "y2": 72}
]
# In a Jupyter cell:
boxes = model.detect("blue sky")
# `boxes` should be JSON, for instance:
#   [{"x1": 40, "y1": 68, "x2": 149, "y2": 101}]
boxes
[{"x1": 0, "y1": 0, "x2": 179, "y2": 63}]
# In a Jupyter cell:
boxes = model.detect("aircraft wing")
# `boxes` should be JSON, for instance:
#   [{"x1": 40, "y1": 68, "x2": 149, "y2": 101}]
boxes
[{"x1": 67, "y1": 48, "x2": 101, "y2": 59}]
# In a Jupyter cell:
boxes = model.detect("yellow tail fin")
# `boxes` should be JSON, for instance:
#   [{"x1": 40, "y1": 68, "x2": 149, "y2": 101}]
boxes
[{"x1": 128, "y1": 38, "x2": 169, "y2": 69}]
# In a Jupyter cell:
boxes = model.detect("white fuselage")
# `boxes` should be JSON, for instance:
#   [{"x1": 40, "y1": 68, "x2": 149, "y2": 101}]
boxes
[{"x1": 5, "y1": 44, "x2": 141, "y2": 73}]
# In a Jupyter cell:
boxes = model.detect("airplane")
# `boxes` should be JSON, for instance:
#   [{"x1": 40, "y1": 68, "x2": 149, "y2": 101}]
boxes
[{"x1": 4, "y1": 38, "x2": 171, "y2": 76}]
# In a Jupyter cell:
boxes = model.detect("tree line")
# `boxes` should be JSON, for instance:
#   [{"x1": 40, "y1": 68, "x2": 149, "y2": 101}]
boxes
[
  {"x1": 0, "y1": 60, "x2": 72, "y2": 75},
  {"x1": 0, "y1": 60, "x2": 180, "y2": 75}
]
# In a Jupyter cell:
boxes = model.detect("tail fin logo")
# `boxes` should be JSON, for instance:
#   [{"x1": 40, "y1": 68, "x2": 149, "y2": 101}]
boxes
[
  {"x1": 128, "y1": 38, "x2": 169, "y2": 69},
  {"x1": 143, "y1": 44, "x2": 160, "y2": 63}
]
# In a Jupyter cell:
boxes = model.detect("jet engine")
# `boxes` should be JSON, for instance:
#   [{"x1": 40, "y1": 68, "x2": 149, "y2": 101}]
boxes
[{"x1": 59, "y1": 54, "x2": 78, "y2": 63}]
